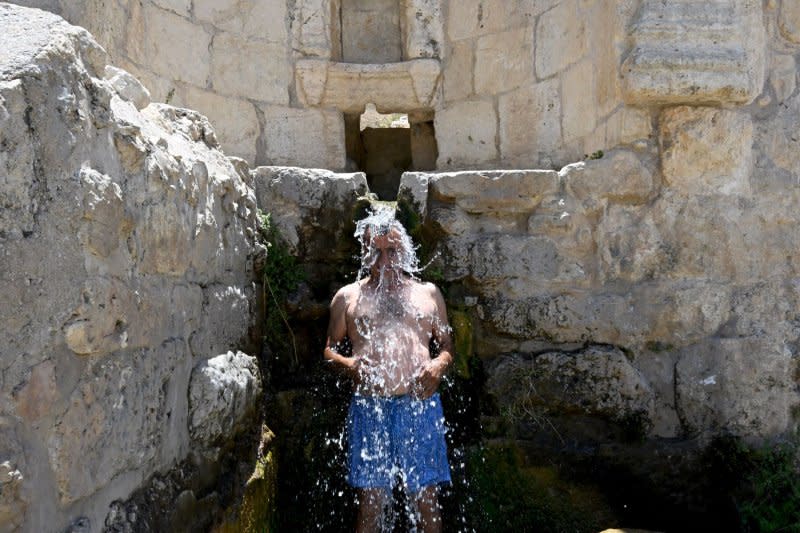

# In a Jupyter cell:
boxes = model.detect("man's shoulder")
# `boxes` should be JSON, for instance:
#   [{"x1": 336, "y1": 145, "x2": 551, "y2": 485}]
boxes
[
  {"x1": 412, "y1": 278, "x2": 438, "y2": 289},
  {"x1": 411, "y1": 279, "x2": 443, "y2": 296},
  {"x1": 332, "y1": 280, "x2": 361, "y2": 300}
]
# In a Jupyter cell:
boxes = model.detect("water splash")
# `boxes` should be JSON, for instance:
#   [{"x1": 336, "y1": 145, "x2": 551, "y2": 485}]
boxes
[
  {"x1": 276, "y1": 205, "x2": 483, "y2": 532},
  {"x1": 354, "y1": 204, "x2": 422, "y2": 281}
]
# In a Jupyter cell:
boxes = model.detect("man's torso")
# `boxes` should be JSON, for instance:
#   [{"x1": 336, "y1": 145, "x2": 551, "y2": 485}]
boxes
[{"x1": 343, "y1": 278, "x2": 438, "y2": 396}]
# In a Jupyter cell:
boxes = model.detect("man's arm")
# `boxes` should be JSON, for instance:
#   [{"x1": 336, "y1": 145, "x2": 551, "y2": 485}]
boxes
[
  {"x1": 323, "y1": 287, "x2": 359, "y2": 381},
  {"x1": 415, "y1": 283, "x2": 454, "y2": 399}
]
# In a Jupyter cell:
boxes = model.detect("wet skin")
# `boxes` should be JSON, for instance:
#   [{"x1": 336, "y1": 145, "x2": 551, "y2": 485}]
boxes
[
  {"x1": 324, "y1": 229, "x2": 453, "y2": 533},
  {"x1": 324, "y1": 230, "x2": 453, "y2": 398}
]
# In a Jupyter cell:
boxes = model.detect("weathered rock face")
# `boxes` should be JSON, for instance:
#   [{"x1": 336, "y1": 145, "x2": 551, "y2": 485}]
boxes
[
  {"x1": 400, "y1": 151, "x2": 800, "y2": 441},
  {"x1": 253, "y1": 166, "x2": 368, "y2": 259},
  {"x1": 189, "y1": 351, "x2": 262, "y2": 448},
  {"x1": 0, "y1": 5, "x2": 259, "y2": 530},
  {"x1": 487, "y1": 346, "x2": 656, "y2": 428}
]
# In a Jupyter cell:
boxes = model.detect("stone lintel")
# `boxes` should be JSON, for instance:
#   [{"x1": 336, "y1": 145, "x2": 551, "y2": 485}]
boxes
[{"x1": 295, "y1": 58, "x2": 441, "y2": 114}]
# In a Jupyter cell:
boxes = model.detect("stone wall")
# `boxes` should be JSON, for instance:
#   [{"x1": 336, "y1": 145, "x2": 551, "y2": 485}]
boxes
[
  {"x1": 3, "y1": 0, "x2": 800, "y2": 528},
  {"x1": 399, "y1": 153, "x2": 800, "y2": 440},
  {"x1": 0, "y1": 5, "x2": 262, "y2": 531},
  {"x1": 8, "y1": 0, "x2": 798, "y2": 178}
]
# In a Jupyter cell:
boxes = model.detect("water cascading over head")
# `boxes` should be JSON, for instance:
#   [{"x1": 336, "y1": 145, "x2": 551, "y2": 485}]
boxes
[{"x1": 354, "y1": 205, "x2": 421, "y2": 281}]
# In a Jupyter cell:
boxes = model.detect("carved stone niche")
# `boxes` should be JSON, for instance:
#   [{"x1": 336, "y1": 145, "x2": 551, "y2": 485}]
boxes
[
  {"x1": 292, "y1": 0, "x2": 443, "y2": 113},
  {"x1": 621, "y1": 0, "x2": 766, "y2": 106}
]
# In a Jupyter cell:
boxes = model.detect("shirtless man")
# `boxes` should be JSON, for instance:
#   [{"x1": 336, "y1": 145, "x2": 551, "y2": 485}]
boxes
[{"x1": 324, "y1": 214, "x2": 453, "y2": 533}]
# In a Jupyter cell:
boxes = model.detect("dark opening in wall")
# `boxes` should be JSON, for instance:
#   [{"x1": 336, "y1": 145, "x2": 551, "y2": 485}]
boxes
[{"x1": 345, "y1": 104, "x2": 438, "y2": 200}]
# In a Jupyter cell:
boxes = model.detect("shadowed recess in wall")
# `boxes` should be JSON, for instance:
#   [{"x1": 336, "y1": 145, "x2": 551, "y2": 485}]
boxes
[{"x1": 345, "y1": 103, "x2": 437, "y2": 200}]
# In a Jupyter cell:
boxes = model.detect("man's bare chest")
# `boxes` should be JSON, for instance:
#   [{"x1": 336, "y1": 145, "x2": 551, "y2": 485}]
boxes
[{"x1": 346, "y1": 293, "x2": 435, "y2": 339}]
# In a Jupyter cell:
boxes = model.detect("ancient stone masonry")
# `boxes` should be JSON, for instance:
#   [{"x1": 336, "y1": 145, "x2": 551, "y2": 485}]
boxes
[
  {"x1": 9, "y1": 0, "x2": 793, "y2": 179},
  {"x1": 399, "y1": 144, "x2": 800, "y2": 442},
  {"x1": 3, "y1": 0, "x2": 800, "y2": 529},
  {"x1": 622, "y1": 0, "x2": 766, "y2": 105},
  {"x1": 0, "y1": 5, "x2": 261, "y2": 531}
]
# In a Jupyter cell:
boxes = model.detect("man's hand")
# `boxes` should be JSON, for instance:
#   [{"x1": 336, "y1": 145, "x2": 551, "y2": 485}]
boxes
[
  {"x1": 413, "y1": 358, "x2": 448, "y2": 399},
  {"x1": 342, "y1": 356, "x2": 361, "y2": 383}
]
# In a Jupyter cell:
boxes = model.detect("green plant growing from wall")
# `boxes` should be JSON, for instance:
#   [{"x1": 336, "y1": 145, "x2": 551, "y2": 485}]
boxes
[{"x1": 257, "y1": 210, "x2": 305, "y2": 367}]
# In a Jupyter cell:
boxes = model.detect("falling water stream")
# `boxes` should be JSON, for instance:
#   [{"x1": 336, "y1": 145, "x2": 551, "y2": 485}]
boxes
[{"x1": 268, "y1": 204, "x2": 484, "y2": 532}]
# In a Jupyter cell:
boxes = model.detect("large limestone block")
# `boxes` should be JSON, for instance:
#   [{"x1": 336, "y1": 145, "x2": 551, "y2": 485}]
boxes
[
  {"x1": 594, "y1": 205, "x2": 668, "y2": 283},
  {"x1": 189, "y1": 351, "x2": 262, "y2": 448},
  {"x1": 622, "y1": 0, "x2": 765, "y2": 105},
  {"x1": 341, "y1": 0, "x2": 401, "y2": 63},
  {"x1": 294, "y1": 58, "x2": 441, "y2": 113},
  {"x1": 535, "y1": 0, "x2": 586, "y2": 79},
  {"x1": 487, "y1": 346, "x2": 655, "y2": 424},
  {"x1": 663, "y1": 189, "x2": 800, "y2": 282},
  {"x1": 474, "y1": 27, "x2": 533, "y2": 95},
  {"x1": 594, "y1": 185, "x2": 800, "y2": 285},
  {"x1": 189, "y1": 284, "x2": 254, "y2": 358},
  {"x1": 398, "y1": 171, "x2": 430, "y2": 220},
  {"x1": 779, "y1": 1, "x2": 800, "y2": 44},
  {"x1": 563, "y1": 150, "x2": 656, "y2": 205},
  {"x1": 675, "y1": 337, "x2": 793, "y2": 437},
  {"x1": 48, "y1": 341, "x2": 187, "y2": 504},
  {"x1": 291, "y1": 0, "x2": 341, "y2": 59},
  {"x1": 659, "y1": 106, "x2": 753, "y2": 196},
  {"x1": 443, "y1": 39, "x2": 473, "y2": 102},
  {"x1": 429, "y1": 170, "x2": 559, "y2": 214},
  {"x1": 0, "y1": 5, "x2": 258, "y2": 523},
  {"x1": 435, "y1": 100, "x2": 497, "y2": 167},
  {"x1": 181, "y1": 86, "x2": 259, "y2": 163},
  {"x1": 259, "y1": 105, "x2": 346, "y2": 170},
  {"x1": 211, "y1": 32, "x2": 290, "y2": 104},
  {"x1": 475, "y1": 279, "x2": 737, "y2": 348},
  {"x1": 127, "y1": 3, "x2": 211, "y2": 86},
  {"x1": 499, "y1": 78, "x2": 561, "y2": 165},
  {"x1": 444, "y1": 233, "x2": 584, "y2": 286},
  {"x1": 561, "y1": 59, "x2": 596, "y2": 143},
  {"x1": 447, "y1": 0, "x2": 514, "y2": 41},
  {"x1": 253, "y1": 166, "x2": 368, "y2": 258},
  {"x1": 401, "y1": 0, "x2": 444, "y2": 59},
  {"x1": 195, "y1": 0, "x2": 287, "y2": 41}
]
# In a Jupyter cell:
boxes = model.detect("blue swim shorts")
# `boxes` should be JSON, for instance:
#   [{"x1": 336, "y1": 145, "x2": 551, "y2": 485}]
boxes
[{"x1": 346, "y1": 393, "x2": 451, "y2": 494}]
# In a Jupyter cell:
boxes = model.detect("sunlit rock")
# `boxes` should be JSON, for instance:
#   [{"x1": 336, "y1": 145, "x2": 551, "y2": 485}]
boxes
[
  {"x1": 189, "y1": 351, "x2": 262, "y2": 449},
  {"x1": 659, "y1": 106, "x2": 753, "y2": 196},
  {"x1": 0, "y1": 4, "x2": 257, "y2": 529}
]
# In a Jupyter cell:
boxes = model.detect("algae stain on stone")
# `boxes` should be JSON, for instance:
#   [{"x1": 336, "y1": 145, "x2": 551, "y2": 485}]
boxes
[
  {"x1": 450, "y1": 308, "x2": 474, "y2": 379},
  {"x1": 214, "y1": 427, "x2": 278, "y2": 533}
]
